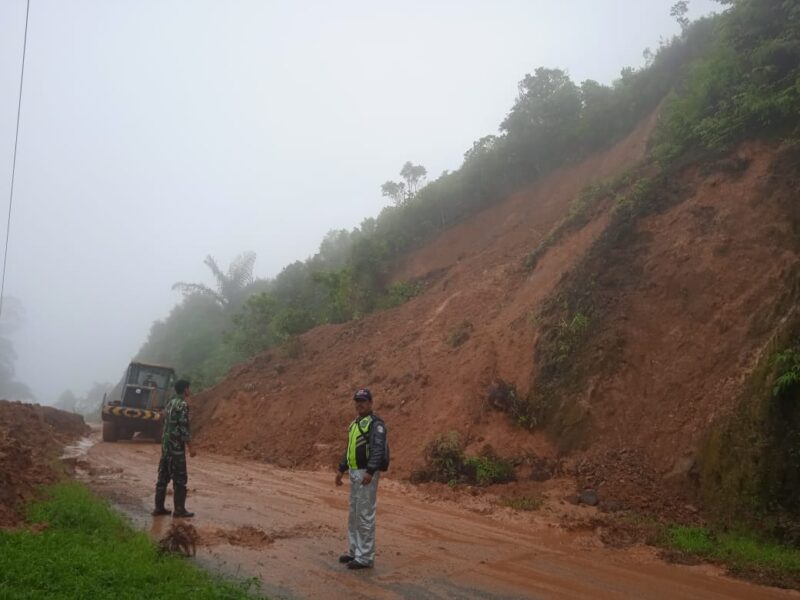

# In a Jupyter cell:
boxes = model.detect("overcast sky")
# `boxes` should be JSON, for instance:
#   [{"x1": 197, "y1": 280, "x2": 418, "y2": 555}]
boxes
[{"x1": 0, "y1": 0, "x2": 719, "y2": 403}]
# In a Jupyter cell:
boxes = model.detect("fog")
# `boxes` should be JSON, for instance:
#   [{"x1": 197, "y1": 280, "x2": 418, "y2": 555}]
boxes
[{"x1": 0, "y1": 0, "x2": 719, "y2": 404}]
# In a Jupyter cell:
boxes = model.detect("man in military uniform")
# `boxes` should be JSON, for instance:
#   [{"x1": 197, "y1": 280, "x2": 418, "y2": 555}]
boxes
[
  {"x1": 335, "y1": 388, "x2": 389, "y2": 569},
  {"x1": 152, "y1": 379, "x2": 196, "y2": 518}
]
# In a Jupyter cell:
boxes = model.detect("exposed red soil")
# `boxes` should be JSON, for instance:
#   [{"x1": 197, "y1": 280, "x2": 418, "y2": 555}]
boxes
[
  {"x1": 556, "y1": 142, "x2": 800, "y2": 513},
  {"x1": 0, "y1": 399, "x2": 89, "y2": 526},
  {"x1": 191, "y1": 111, "x2": 661, "y2": 477}
]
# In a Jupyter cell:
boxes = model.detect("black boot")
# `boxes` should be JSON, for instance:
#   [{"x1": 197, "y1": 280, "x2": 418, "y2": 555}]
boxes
[
  {"x1": 172, "y1": 486, "x2": 194, "y2": 518},
  {"x1": 151, "y1": 488, "x2": 171, "y2": 516}
]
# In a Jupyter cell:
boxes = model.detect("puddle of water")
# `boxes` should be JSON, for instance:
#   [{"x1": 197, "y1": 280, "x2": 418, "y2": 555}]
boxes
[{"x1": 60, "y1": 436, "x2": 94, "y2": 460}]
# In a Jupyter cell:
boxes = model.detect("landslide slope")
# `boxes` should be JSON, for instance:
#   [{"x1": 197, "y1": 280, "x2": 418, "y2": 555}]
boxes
[
  {"x1": 529, "y1": 141, "x2": 800, "y2": 517},
  {"x1": 192, "y1": 108, "x2": 800, "y2": 522},
  {"x1": 191, "y1": 111, "x2": 659, "y2": 474}
]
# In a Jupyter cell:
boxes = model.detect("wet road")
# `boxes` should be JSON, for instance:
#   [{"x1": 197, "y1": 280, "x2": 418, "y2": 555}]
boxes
[{"x1": 78, "y1": 437, "x2": 796, "y2": 600}]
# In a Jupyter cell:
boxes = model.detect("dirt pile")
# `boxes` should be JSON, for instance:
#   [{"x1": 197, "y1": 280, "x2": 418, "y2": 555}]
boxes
[{"x1": 0, "y1": 399, "x2": 89, "y2": 526}]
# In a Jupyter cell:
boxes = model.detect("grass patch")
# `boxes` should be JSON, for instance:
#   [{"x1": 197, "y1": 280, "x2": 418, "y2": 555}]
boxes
[
  {"x1": 464, "y1": 455, "x2": 516, "y2": 486},
  {"x1": 502, "y1": 496, "x2": 543, "y2": 512},
  {"x1": 661, "y1": 525, "x2": 800, "y2": 587},
  {"x1": 0, "y1": 483, "x2": 260, "y2": 599},
  {"x1": 417, "y1": 432, "x2": 516, "y2": 486},
  {"x1": 379, "y1": 280, "x2": 425, "y2": 309}
]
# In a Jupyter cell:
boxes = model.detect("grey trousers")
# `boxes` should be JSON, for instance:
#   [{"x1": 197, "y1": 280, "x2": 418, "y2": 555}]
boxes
[{"x1": 347, "y1": 469, "x2": 380, "y2": 565}]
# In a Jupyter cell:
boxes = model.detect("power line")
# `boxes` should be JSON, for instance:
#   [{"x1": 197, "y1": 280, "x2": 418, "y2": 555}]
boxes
[{"x1": 1, "y1": 0, "x2": 31, "y2": 319}]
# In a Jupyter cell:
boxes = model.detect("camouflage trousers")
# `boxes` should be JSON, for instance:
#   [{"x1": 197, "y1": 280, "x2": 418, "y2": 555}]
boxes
[{"x1": 156, "y1": 452, "x2": 187, "y2": 493}]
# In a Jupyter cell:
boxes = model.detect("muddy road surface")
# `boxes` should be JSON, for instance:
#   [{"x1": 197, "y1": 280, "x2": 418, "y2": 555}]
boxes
[{"x1": 79, "y1": 437, "x2": 795, "y2": 600}]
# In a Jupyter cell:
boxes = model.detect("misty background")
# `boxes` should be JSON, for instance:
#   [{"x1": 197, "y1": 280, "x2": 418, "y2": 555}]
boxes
[{"x1": 0, "y1": 0, "x2": 718, "y2": 404}]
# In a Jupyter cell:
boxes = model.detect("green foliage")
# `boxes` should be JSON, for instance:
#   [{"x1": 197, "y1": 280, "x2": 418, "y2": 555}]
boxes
[
  {"x1": 501, "y1": 496, "x2": 543, "y2": 511},
  {"x1": 423, "y1": 432, "x2": 466, "y2": 484},
  {"x1": 421, "y1": 432, "x2": 516, "y2": 486},
  {"x1": 464, "y1": 455, "x2": 516, "y2": 486},
  {"x1": 225, "y1": 294, "x2": 317, "y2": 358},
  {"x1": 380, "y1": 180, "x2": 406, "y2": 207},
  {"x1": 379, "y1": 281, "x2": 424, "y2": 309},
  {"x1": 0, "y1": 483, "x2": 258, "y2": 599},
  {"x1": 382, "y1": 162, "x2": 427, "y2": 207},
  {"x1": 173, "y1": 252, "x2": 259, "y2": 312},
  {"x1": 662, "y1": 525, "x2": 800, "y2": 582},
  {"x1": 136, "y1": 293, "x2": 238, "y2": 392},
  {"x1": 773, "y1": 348, "x2": 800, "y2": 398},
  {"x1": 654, "y1": 0, "x2": 800, "y2": 161},
  {"x1": 670, "y1": 1, "x2": 690, "y2": 32},
  {"x1": 487, "y1": 380, "x2": 540, "y2": 428},
  {"x1": 698, "y1": 328, "x2": 800, "y2": 542},
  {"x1": 552, "y1": 312, "x2": 590, "y2": 364},
  {"x1": 312, "y1": 269, "x2": 358, "y2": 323},
  {"x1": 227, "y1": 293, "x2": 280, "y2": 356}
]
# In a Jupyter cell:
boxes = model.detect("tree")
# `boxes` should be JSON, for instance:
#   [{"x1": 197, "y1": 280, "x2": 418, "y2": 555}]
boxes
[
  {"x1": 400, "y1": 161, "x2": 427, "y2": 197},
  {"x1": 312, "y1": 269, "x2": 357, "y2": 323},
  {"x1": 381, "y1": 162, "x2": 427, "y2": 207},
  {"x1": 671, "y1": 1, "x2": 690, "y2": 32},
  {"x1": 501, "y1": 68, "x2": 582, "y2": 175},
  {"x1": 137, "y1": 293, "x2": 227, "y2": 381},
  {"x1": 227, "y1": 293, "x2": 280, "y2": 355},
  {"x1": 172, "y1": 252, "x2": 257, "y2": 312},
  {"x1": 317, "y1": 229, "x2": 354, "y2": 269},
  {"x1": 463, "y1": 135, "x2": 498, "y2": 164},
  {"x1": 380, "y1": 181, "x2": 407, "y2": 206}
]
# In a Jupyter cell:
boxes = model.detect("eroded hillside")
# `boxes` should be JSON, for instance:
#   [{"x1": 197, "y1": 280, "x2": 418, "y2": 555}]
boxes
[
  {"x1": 191, "y1": 103, "x2": 800, "y2": 526},
  {"x1": 190, "y1": 112, "x2": 660, "y2": 474}
]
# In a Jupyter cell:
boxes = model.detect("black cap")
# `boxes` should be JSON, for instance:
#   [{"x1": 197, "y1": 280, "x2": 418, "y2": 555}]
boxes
[{"x1": 353, "y1": 388, "x2": 372, "y2": 402}]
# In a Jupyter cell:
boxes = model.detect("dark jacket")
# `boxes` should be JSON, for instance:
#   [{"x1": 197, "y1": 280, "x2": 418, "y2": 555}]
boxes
[{"x1": 338, "y1": 413, "x2": 388, "y2": 475}]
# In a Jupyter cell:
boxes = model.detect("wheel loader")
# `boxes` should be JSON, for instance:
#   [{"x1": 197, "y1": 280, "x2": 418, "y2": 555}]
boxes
[{"x1": 101, "y1": 362, "x2": 175, "y2": 442}]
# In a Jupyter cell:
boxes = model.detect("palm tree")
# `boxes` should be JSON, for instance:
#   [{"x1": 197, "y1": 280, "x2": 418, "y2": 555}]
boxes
[{"x1": 172, "y1": 252, "x2": 257, "y2": 311}]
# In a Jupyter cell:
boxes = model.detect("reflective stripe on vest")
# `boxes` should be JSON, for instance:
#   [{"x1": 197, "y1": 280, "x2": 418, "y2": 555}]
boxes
[{"x1": 346, "y1": 415, "x2": 373, "y2": 470}]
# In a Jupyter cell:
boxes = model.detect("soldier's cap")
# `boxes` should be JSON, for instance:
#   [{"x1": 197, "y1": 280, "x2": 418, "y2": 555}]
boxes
[{"x1": 353, "y1": 388, "x2": 372, "y2": 402}]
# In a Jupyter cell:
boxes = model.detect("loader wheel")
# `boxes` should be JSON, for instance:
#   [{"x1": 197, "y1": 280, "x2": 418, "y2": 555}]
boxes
[{"x1": 102, "y1": 421, "x2": 118, "y2": 442}]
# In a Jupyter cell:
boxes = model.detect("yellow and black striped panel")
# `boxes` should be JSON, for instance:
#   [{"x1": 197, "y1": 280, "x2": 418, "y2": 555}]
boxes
[{"x1": 102, "y1": 406, "x2": 162, "y2": 421}]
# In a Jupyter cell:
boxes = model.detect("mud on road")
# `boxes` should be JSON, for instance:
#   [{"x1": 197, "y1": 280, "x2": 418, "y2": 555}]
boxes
[{"x1": 78, "y1": 437, "x2": 795, "y2": 600}]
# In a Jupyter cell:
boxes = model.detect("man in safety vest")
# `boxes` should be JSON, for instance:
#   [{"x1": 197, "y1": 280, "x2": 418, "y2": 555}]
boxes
[{"x1": 335, "y1": 388, "x2": 389, "y2": 570}]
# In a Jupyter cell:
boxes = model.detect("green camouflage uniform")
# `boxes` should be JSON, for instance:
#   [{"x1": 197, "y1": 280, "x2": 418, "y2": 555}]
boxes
[{"x1": 156, "y1": 396, "x2": 191, "y2": 494}]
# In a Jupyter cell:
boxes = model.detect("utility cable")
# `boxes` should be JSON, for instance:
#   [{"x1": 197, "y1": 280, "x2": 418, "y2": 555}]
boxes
[{"x1": 1, "y1": 0, "x2": 31, "y2": 319}]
